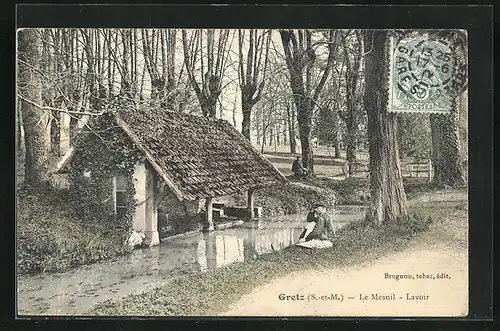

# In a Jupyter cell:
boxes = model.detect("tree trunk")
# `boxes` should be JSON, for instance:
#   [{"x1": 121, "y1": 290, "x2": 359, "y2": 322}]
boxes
[
  {"x1": 261, "y1": 114, "x2": 266, "y2": 153},
  {"x1": 430, "y1": 101, "x2": 466, "y2": 187},
  {"x1": 255, "y1": 116, "x2": 261, "y2": 145},
  {"x1": 204, "y1": 95, "x2": 218, "y2": 119},
  {"x1": 296, "y1": 98, "x2": 314, "y2": 172},
  {"x1": 280, "y1": 30, "x2": 335, "y2": 174},
  {"x1": 50, "y1": 113, "x2": 61, "y2": 155},
  {"x1": 290, "y1": 106, "x2": 297, "y2": 154},
  {"x1": 283, "y1": 115, "x2": 288, "y2": 144},
  {"x1": 334, "y1": 131, "x2": 341, "y2": 159},
  {"x1": 232, "y1": 87, "x2": 238, "y2": 128},
  {"x1": 241, "y1": 102, "x2": 252, "y2": 140},
  {"x1": 332, "y1": 109, "x2": 341, "y2": 159},
  {"x1": 276, "y1": 122, "x2": 281, "y2": 146},
  {"x1": 17, "y1": 104, "x2": 23, "y2": 153},
  {"x1": 268, "y1": 126, "x2": 273, "y2": 146},
  {"x1": 364, "y1": 30, "x2": 408, "y2": 225},
  {"x1": 346, "y1": 117, "x2": 357, "y2": 174},
  {"x1": 18, "y1": 29, "x2": 50, "y2": 185},
  {"x1": 286, "y1": 102, "x2": 297, "y2": 154}
]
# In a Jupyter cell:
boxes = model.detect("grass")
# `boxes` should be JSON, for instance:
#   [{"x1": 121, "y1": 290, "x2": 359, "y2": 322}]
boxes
[
  {"x1": 273, "y1": 163, "x2": 344, "y2": 177},
  {"x1": 16, "y1": 184, "x2": 133, "y2": 276},
  {"x1": 217, "y1": 176, "x2": 366, "y2": 217},
  {"x1": 265, "y1": 151, "x2": 367, "y2": 178},
  {"x1": 257, "y1": 144, "x2": 370, "y2": 161},
  {"x1": 88, "y1": 186, "x2": 467, "y2": 316}
]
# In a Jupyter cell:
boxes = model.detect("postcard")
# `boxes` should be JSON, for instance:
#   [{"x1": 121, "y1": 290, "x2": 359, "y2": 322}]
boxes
[{"x1": 15, "y1": 6, "x2": 487, "y2": 318}]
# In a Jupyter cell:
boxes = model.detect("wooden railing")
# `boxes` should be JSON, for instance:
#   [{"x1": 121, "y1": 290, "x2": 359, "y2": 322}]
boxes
[
  {"x1": 349, "y1": 160, "x2": 433, "y2": 181},
  {"x1": 403, "y1": 160, "x2": 434, "y2": 181}
]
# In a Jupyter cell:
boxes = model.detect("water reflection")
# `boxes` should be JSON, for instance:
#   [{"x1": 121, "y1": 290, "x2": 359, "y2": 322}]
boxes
[
  {"x1": 17, "y1": 206, "x2": 365, "y2": 316},
  {"x1": 195, "y1": 226, "x2": 301, "y2": 271}
]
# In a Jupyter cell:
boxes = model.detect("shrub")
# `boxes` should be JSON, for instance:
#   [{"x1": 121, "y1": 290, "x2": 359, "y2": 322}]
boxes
[{"x1": 16, "y1": 185, "x2": 132, "y2": 276}]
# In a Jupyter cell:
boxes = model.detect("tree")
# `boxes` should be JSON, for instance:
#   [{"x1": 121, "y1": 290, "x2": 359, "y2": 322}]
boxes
[
  {"x1": 430, "y1": 109, "x2": 466, "y2": 187},
  {"x1": 314, "y1": 101, "x2": 339, "y2": 153},
  {"x1": 181, "y1": 29, "x2": 232, "y2": 119},
  {"x1": 141, "y1": 29, "x2": 178, "y2": 110},
  {"x1": 429, "y1": 30, "x2": 468, "y2": 187},
  {"x1": 363, "y1": 30, "x2": 408, "y2": 225},
  {"x1": 316, "y1": 72, "x2": 343, "y2": 159},
  {"x1": 237, "y1": 29, "x2": 272, "y2": 140},
  {"x1": 285, "y1": 100, "x2": 297, "y2": 154},
  {"x1": 261, "y1": 49, "x2": 297, "y2": 154},
  {"x1": 280, "y1": 29, "x2": 336, "y2": 173},
  {"x1": 338, "y1": 30, "x2": 364, "y2": 174},
  {"x1": 18, "y1": 29, "x2": 50, "y2": 185}
]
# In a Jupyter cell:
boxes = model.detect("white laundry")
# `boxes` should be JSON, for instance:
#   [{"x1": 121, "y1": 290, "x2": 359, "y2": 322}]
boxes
[{"x1": 296, "y1": 239, "x2": 333, "y2": 249}]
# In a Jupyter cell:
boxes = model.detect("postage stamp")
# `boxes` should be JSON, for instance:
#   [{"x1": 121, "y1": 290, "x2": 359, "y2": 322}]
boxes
[{"x1": 388, "y1": 31, "x2": 467, "y2": 113}]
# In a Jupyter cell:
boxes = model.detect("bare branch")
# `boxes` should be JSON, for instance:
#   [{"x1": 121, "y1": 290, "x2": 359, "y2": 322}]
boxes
[
  {"x1": 312, "y1": 30, "x2": 336, "y2": 104},
  {"x1": 18, "y1": 94, "x2": 105, "y2": 116}
]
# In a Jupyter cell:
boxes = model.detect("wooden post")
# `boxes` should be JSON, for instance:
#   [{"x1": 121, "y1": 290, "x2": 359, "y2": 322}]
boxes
[
  {"x1": 248, "y1": 189, "x2": 255, "y2": 220},
  {"x1": 204, "y1": 232, "x2": 217, "y2": 269},
  {"x1": 205, "y1": 197, "x2": 214, "y2": 231},
  {"x1": 428, "y1": 159, "x2": 432, "y2": 182},
  {"x1": 145, "y1": 163, "x2": 160, "y2": 246}
]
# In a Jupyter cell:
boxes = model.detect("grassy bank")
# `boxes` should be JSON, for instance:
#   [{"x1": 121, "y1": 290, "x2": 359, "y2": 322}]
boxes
[
  {"x1": 89, "y1": 188, "x2": 467, "y2": 316},
  {"x1": 16, "y1": 185, "x2": 132, "y2": 276},
  {"x1": 254, "y1": 181, "x2": 338, "y2": 216},
  {"x1": 224, "y1": 177, "x2": 369, "y2": 217}
]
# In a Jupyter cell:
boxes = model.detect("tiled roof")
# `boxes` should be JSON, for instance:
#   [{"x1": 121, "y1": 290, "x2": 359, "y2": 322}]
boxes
[{"x1": 116, "y1": 108, "x2": 287, "y2": 201}]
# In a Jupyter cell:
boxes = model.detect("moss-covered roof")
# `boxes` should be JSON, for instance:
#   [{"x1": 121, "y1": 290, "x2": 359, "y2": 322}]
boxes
[{"x1": 116, "y1": 108, "x2": 287, "y2": 201}]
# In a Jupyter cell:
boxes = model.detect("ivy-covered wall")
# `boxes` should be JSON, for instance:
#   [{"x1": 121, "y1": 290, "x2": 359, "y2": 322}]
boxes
[{"x1": 69, "y1": 113, "x2": 142, "y2": 239}]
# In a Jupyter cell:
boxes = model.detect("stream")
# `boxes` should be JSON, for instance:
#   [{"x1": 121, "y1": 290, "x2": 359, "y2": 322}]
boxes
[{"x1": 17, "y1": 206, "x2": 366, "y2": 316}]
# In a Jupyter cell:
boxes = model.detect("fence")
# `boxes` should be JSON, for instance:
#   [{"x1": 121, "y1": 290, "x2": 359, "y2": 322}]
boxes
[
  {"x1": 404, "y1": 160, "x2": 434, "y2": 181},
  {"x1": 350, "y1": 159, "x2": 433, "y2": 181}
]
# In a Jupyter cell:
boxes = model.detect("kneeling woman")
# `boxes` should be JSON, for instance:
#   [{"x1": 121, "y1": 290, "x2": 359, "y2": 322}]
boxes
[{"x1": 297, "y1": 202, "x2": 335, "y2": 248}]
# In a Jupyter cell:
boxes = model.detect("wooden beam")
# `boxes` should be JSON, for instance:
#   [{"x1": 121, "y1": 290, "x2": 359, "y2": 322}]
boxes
[
  {"x1": 205, "y1": 197, "x2": 214, "y2": 231},
  {"x1": 248, "y1": 189, "x2": 255, "y2": 219}
]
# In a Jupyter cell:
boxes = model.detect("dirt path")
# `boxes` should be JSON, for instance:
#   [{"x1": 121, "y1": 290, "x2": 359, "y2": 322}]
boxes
[{"x1": 220, "y1": 191, "x2": 468, "y2": 317}]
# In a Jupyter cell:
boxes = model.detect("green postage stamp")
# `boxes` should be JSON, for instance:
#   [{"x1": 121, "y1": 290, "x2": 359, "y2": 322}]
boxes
[{"x1": 388, "y1": 31, "x2": 467, "y2": 113}]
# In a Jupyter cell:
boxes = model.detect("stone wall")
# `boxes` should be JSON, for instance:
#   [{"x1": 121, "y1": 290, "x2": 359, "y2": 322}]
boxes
[{"x1": 157, "y1": 185, "x2": 202, "y2": 237}]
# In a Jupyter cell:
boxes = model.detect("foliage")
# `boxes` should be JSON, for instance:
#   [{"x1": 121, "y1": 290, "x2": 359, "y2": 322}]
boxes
[
  {"x1": 16, "y1": 185, "x2": 132, "y2": 275},
  {"x1": 255, "y1": 183, "x2": 338, "y2": 217},
  {"x1": 305, "y1": 177, "x2": 370, "y2": 204},
  {"x1": 17, "y1": 111, "x2": 144, "y2": 276},
  {"x1": 69, "y1": 112, "x2": 142, "y2": 240},
  {"x1": 397, "y1": 113, "x2": 432, "y2": 160},
  {"x1": 314, "y1": 105, "x2": 338, "y2": 145}
]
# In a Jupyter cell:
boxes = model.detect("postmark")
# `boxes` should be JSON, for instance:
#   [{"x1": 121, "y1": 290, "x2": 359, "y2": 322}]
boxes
[{"x1": 388, "y1": 31, "x2": 467, "y2": 114}]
